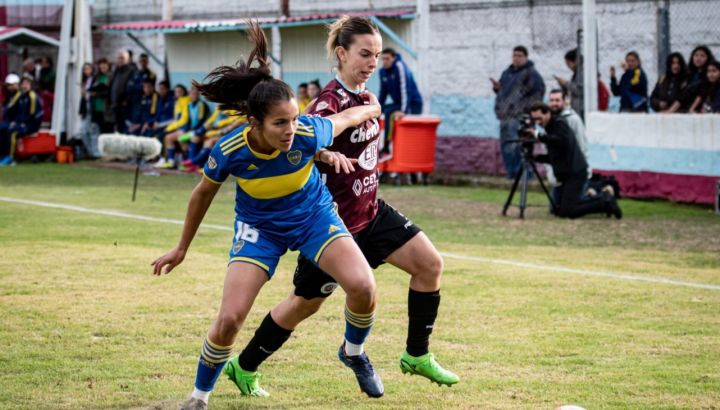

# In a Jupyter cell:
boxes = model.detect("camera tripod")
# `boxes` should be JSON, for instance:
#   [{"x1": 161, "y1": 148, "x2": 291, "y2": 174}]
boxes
[{"x1": 501, "y1": 141, "x2": 557, "y2": 219}]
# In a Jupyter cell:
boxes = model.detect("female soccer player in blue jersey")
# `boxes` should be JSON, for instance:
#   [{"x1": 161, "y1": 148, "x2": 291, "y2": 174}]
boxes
[
  {"x1": 151, "y1": 22, "x2": 382, "y2": 409},
  {"x1": 227, "y1": 16, "x2": 458, "y2": 400}
]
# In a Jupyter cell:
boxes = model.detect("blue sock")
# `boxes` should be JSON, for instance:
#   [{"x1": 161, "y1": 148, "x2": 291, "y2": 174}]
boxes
[
  {"x1": 194, "y1": 337, "x2": 233, "y2": 393},
  {"x1": 192, "y1": 147, "x2": 211, "y2": 166},
  {"x1": 344, "y1": 304, "x2": 375, "y2": 347},
  {"x1": 189, "y1": 141, "x2": 199, "y2": 159},
  {"x1": 167, "y1": 147, "x2": 176, "y2": 162}
]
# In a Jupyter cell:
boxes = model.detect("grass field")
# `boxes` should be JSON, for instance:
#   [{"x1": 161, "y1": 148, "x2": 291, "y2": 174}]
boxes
[{"x1": 1, "y1": 163, "x2": 719, "y2": 410}]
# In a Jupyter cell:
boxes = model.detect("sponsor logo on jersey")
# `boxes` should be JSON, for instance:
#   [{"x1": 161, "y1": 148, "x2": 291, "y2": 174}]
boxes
[
  {"x1": 328, "y1": 224, "x2": 341, "y2": 234},
  {"x1": 207, "y1": 156, "x2": 217, "y2": 169},
  {"x1": 358, "y1": 140, "x2": 378, "y2": 171},
  {"x1": 247, "y1": 164, "x2": 258, "y2": 170},
  {"x1": 316, "y1": 101, "x2": 329, "y2": 111},
  {"x1": 286, "y1": 149, "x2": 302, "y2": 165},
  {"x1": 352, "y1": 173, "x2": 379, "y2": 197},
  {"x1": 350, "y1": 118, "x2": 380, "y2": 144},
  {"x1": 320, "y1": 282, "x2": 339, "y2": 294}
]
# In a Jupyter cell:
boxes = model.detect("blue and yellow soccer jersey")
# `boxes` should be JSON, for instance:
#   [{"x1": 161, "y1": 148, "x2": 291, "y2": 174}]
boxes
[{"x1": 203, "y1": 115, "x2": 350, "y2": 276}]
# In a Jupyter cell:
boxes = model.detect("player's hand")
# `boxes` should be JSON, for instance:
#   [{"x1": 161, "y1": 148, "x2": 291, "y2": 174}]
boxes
[
  {"x1": 490, "y1": 77, "x2": 500, "y2": 91},
  {"x1": 151, "y1": 247, "x2": 186, "y2": 276},
  {"x1": 317, "y1": 149, "x2": 356, "y2": 174},
  {"x1": 609, "y1": 65, "x2": 616, "y2": 77}
]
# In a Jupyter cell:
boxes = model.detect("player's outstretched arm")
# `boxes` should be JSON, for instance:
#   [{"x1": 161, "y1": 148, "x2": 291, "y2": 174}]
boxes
[
  {"x1": 151, "y1": 178, "x2": 222, "y2": 275},
  {"x1": 327, "y1": 103, "x2": 380, "y2": 137}
]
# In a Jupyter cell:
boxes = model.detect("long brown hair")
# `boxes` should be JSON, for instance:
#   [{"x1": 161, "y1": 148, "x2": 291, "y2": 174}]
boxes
[{"x1": 192, "y1": 20, "x2": 293, "y2": 121}]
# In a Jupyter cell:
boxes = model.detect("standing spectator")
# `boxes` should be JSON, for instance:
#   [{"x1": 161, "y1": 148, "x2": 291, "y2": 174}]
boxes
[
  {"x1": 308, "y1": 79, "x2": 322, "y2": 100},
  {"x1": 0, "y1": 75, "x2": 43, "y2": 166},
  {"x1": 21, "y1": 58, "x2": 39, "y2": 83},
  {"x1": 555, "y1": 48, "x2": 583, "y2": 118},
  {"x1": 127, "y1": 53, "x2": 157, "y2": 128},
  {"x1": 297, "y1": 83, "x2": 310, "y2": 112},
  {"x1": 78, "y1": 62, "x2": 101, "y2": 158},
  {"x1": 610, "y1": 51, "x2": 648, "y2": 112},
  {"x1": 38, "y1": 55, "x2": 56, "y2": 92},
  {"x1": 109, "y1": 49, "x2": 136, "y2": 133},
  {"x1": 651, "y1": 52, "x2": 688, "y2": 113},
  {"x1": 492, "y1": 45, "x2": 545, "y2": 178},
  {"x1": 89, "y1": 58, "x2": 113, "y2": 134},
  {"x1": 689, "y1": 60, "x2": 720, "y2": 114}
]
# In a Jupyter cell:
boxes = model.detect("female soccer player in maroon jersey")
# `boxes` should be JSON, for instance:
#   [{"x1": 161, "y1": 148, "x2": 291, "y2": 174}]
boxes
[{"x1": 226, "y1": 16, "x2": 459, "y2": 398}]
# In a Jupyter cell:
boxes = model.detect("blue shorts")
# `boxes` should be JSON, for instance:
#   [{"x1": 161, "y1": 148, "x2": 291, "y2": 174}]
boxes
[{"x1": 228, "y1": 207, "x2": 351, "y2": 278}]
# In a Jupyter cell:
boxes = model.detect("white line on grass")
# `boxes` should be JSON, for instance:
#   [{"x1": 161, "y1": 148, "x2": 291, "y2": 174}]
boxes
[{"x1": 2, "y1": 196, "x2": 718, "y2": 292}]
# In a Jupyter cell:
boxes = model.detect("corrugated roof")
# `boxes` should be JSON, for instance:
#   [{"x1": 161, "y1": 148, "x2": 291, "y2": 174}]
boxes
[{"x1": 101, "y1": 9, "x2": 416, "y2": 33}]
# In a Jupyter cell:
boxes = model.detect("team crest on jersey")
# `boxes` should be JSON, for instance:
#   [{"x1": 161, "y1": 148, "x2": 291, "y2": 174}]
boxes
[
  {"x1": 232, "y1": 240, "x2": 245, "y2": 253},
  {"x1": 207, "y1": 156, "x2": 217, "y2": 170},
  {"x1": 316, "y1": 101, "x2": 329, "y2": 111},
  {"x1": 286, "y1": 150, "x2": 302, "y2": 165},
  {"x1": 320, "y1": 282, "x2": 339, "y2": 294}
]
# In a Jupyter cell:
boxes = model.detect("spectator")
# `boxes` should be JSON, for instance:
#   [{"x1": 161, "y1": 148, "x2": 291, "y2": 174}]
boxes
[
  {"x1": 689, "y1": 60, "x2": 720, "y2": 114},
  {"x1": 681, "y1": 45, "x2": 715, "y2": 110},
  {"x1": 0, "y1": 74, "x2": 21, "y2": 165},
  {"x1": 547, "y1": 89, "x2": 589, "y2": 172},
  {"x1": 492, "y1": 45, "x2": 546, "y2": 178},
  {"x1": 651, "y1": 52, "x2": 688, "y2": 113},
  {"x1": 297, "y1": 83, "x2": 310, "y2": 113},
  {"x1": 145, "y1": 80, "x2": 175, "y2": 138},
  {"x1": 180, "y1": 108, "x2": 245, "y2": 173},
  {"x1": 610, "y1": 51, "x2": 648, "y2": 112},
  {"x1": 555, "y1": 48, "x2": 583, "y2": 118},
  {"x1": 129, "y1": 78, "x2": 158, "y2": 136},
  {"x1": 21, "y1": 58, "x2": 38, "y2": 83},
  {"x1": 109, "y1": 49, "x2": 136, "y2": 133},
  {"x1": 127, "y1": 53, "x2": 157, "y2": 128},
  {"x1": 38, "y1": 55, "x2": 56, "y2": 92},
  {"x1": 79, "y1": 62, "x2": 101, "y2": 158},
  {"x1": 528, "y1": 102, "x2": 622, "y2": 219},
  {"x1": 0, "y1": 75, "x2": 43, "y2": 166},
  {"x1": 308, "y1": 79, "x2": 322, "y2": 100},
  {"x1": 598, "y1": 74, "x2": 610, "y2": 111},
  {"x1": 89, "y1": 58, "x2": 113, "y2": 134}
]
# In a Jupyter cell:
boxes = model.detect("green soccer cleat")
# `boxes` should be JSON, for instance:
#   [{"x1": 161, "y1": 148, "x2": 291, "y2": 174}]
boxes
[
  {"x1": 224, "y1": 355, "x2": 270, "y2": 397},
  {"x1": 399, "y1": 351, "x2": 460, "y2": 386}
]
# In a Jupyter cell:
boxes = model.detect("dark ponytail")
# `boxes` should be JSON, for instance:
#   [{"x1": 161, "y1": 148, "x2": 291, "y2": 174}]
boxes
[{"x1": 193, "y1": 20, "x2": 294, "y2": 121}]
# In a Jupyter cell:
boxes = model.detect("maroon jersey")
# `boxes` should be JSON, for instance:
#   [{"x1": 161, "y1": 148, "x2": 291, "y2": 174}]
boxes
[{"x1": 308, "y1": 79, "x2": 380, "y2": 233}]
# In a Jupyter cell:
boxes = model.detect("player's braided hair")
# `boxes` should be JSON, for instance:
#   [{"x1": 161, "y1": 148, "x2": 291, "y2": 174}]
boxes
[
  {"x1": 193, "y1": 20, "x2": 294, "y2": 121},
  {"x1": 326, "y1": 16, "x2": 380, "y2": 68}
]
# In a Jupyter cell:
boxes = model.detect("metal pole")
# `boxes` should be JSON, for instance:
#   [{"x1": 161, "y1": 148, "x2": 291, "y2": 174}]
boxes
[
  {"x1": 271, "y1": 26, "x2": 282, "y2": 80},
  {"x1": 416, "y1": 0, "x2": 430, "y2": 113},
  {"x1": 582, "y1": 0, "x2": 598, "y2": 115},
  {"x1": 657, "y1": 1, "x2": 670, "y2": 77}
]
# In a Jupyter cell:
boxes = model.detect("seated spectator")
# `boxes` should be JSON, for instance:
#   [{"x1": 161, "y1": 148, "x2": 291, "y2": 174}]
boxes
[
  {"x1": 129, "y1": 78, "x2": 158, "y2": 136},
  {"x1": 681, "y1": 45, "x2": 716, "y2": 110},
  {"x1": 689, "y1": 60, "x2": 720, "y2": 113},
  {"x1": 180, "y1": 109, "x2": 246, "y2": 172},
  {"x1": 155, "y1": 85, "x2": 209, "y2": 169},
  {"x1": 610, "y1": 51, "x2": 648, "y2": 112},
  {"x1": 0, "y1": 75, "x2": 43, "y2": 166},
  {"x1": 651, "y1": 52, "x2": 688, "y2": 113},
  {"x1": 144, "y1": 80, "x2": 175, "y2": 138}
]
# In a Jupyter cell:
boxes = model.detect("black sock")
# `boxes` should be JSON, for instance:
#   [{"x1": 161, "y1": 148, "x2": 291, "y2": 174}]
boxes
[
  {"x1": 406, "y1": 288, "x2": 440, "y2": 357},
  {"x1": 237, "y1": 312, "x2": 292, "y2": 372}
]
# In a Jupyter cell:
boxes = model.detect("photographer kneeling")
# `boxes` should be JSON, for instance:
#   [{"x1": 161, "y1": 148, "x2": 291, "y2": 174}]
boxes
[{"x1": 527, "y1": 102, "x2": 622, "y2": 219}]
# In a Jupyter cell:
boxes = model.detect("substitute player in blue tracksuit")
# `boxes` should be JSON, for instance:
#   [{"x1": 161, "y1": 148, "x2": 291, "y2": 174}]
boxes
[
  {"x1": 151, "y1": 22, "x2": 383, "y2": 409},
  {"x1": 378, "y1": 48, "x2": 423, "y2": 154},
  {"x1": 0, "y1": 75, "x2": 43, "y2": 165}
]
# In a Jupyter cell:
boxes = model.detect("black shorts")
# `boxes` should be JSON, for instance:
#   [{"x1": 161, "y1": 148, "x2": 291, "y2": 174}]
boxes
[{"x1": 293, "y1": 198, "x2": 422, "y2": 299}]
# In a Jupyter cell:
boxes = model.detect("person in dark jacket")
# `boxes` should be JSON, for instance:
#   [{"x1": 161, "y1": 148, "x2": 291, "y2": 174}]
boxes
[
  {"x1": 90, "y1": 58, "x2": 113, "y2": 133},
  {"x1": 610, "y1": 51, "x2": 648, "y2": 112},
  {"x1": 127, "y1": 53, "x2": 157, "y2": 130},
  {"x1": 689, "y1": 60, "x2": 720, "y2": 114},
  {"x1": 680, "y1": 45, "x2": 716, "y2": 111},
  {"x1": 109, "y1": 49, "x2": 136, "y2": 133},
  {"x1": 528, "y1": 102, "x2": 621, "y2": 219},
  {"x1": 144, "y1": 80, "x2": 174, "y2": 137},
  {"x1": 492, "y1": 45, "x2": 546, "y2": 178},
  {"x1": 651, "y1": 52, "x2": 688, "y2": 113},
  {"x1": 129, "y1": 78, "x2": 159, "y2": 135}
]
